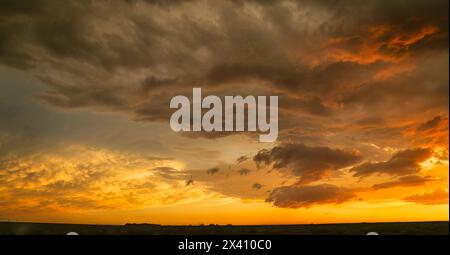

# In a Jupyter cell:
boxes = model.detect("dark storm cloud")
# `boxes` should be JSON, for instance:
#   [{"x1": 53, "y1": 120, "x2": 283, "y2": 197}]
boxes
[
  {"x1": 280, "y1": 94, "x2": 332, "y2": 116},
  {"x1": 0, "y1": 0, "x2": 46, "y2": 15},
  {"x1": 36, "y1": 78, "x2": 129, "y2": 110},
  {"x1": 253, "y1": 143, "x2": 362, "y2": 183},
  {"x1": 339, "y1": 60, "x2": 449, "y2": 115},
  {"x1": 266, "y1": 184, "x2": 355, "y2": 208},
  {"x1": 132, "y1": 92, "x2": 175, "y2": 121},
  {"x1": 0, "y1": 75, "x2": 174, "y2": 159},
  {"x1": 137, "y1": 0, "x2": 194, "y2": 6},
  {"x1": 205, "y1": 62, "x2": 302, "y2": 89},
  {"x1": 372, "y1": 175, "x2": 437, "y2": 190},
  {"x1": 350, "y1": 148, "x2": 433, "y2": 178},
  {"x1": 0, "y1": 0, "x2": 447, "y2": 127},
  {"x1": 0, "y1": 1, "x2": 99, "y2": 68}
]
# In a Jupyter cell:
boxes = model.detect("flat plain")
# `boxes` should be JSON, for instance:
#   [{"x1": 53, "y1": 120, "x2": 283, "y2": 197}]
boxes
[{"x1": 0, "y1": 221, "x2": 448, "y2": 235}]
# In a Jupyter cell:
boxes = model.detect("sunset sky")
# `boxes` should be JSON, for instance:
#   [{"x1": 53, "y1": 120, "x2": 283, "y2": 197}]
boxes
[{"x1": 0, "y1": 0, "x2": 448, "y2": 225}]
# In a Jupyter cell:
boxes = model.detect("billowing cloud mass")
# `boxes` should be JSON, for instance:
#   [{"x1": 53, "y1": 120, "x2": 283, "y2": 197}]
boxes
[
  {"x1": 266, "y1": 184, "x2": 356, "y2": 208},
  {"x1": 254, "y1": 143, "x2": 362, "y2": 183},
  {"x1": 0, "y1": 146, "x2": 210, "y2": 216},
  {"x1": 0, "y1": 0, "x2": 448, "y2": 128},
  {"x1": 0, "y1": 0, "x2": 448, "y2": 224},
  {"x1": 350, "y1": 148, "x2": 433, "y2": 178}
]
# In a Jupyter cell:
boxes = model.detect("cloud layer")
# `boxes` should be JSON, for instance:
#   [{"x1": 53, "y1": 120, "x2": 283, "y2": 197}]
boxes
[
  {"x1": 254, "y1": 143, "x2": 362, "y2": 183},
  {"x1": 266, "y1": 184, "x2": 356, "y2": 208},
  {"x1": 351, "y1": 148, "x2": 433, "y2": 178}
]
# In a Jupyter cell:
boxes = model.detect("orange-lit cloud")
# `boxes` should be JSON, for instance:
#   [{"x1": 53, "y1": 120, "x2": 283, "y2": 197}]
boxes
[{"x1": 404, "y1": 189, "x2": 449, "y2": 205}]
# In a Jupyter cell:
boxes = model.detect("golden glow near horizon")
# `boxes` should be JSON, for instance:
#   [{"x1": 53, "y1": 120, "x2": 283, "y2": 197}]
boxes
[
  {"x1": 0, "y1": 143, "x2": 447, "y2": 225},
  {"x1": 0, "y1": 0, "x2": 448, "y2": 225}
]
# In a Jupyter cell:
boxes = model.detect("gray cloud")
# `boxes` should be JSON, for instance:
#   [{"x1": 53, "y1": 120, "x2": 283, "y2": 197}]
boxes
[
  {"x1": 0, "y1": 0, "x2": 446, "y2": 132},
  {"x1": 266, "y1": 184, "x2": 355, "y2": 208},
  {"x1": 253, "y1": 143, "x2": 362, "y2": 183},
  {"x1": 372, "y1": 175, "x2": 437, "y2": 190},
  {"x1": 350, "y1": 148, "x2": 433, "y2": 178}
]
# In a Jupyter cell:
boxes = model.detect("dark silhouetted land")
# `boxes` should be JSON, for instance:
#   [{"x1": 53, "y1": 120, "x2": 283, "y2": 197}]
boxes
[{"x1": 0, "y1": 221, "x2": 448, "y2": 235}]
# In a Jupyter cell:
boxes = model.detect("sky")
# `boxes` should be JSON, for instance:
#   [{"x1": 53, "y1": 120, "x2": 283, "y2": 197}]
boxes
[{"x1": 0, "y1": 0, "x2": 448, "y2": 225}]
